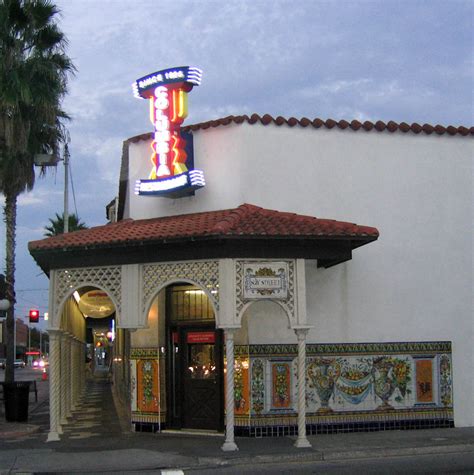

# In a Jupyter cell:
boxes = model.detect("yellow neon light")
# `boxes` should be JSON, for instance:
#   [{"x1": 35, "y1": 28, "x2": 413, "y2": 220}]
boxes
[
  {"x1": 178, "y1": 90, "x2": 188, "y2": 120},
  {"x1": 171, "y1": 135, "x2": 188, "y2": 175}
]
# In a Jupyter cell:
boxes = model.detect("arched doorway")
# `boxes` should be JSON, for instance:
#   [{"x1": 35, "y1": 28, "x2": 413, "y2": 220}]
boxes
[
  {"x1": 72, "y1": 287, "x2": 116, "y2": 375},
  {"x1": 165, "y1": 283, "x2": 224, "y2": 431}
]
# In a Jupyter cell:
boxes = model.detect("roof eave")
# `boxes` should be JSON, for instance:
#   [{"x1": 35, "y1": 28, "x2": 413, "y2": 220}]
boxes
[{"x1": 29, "y1": 233, "x2": 378, "y2": 274}]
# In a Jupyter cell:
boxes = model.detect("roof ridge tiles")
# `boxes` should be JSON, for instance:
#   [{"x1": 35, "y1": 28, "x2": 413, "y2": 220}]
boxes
[{"x1": 127, "y1": 115, "x2": 473, "y2": 144}]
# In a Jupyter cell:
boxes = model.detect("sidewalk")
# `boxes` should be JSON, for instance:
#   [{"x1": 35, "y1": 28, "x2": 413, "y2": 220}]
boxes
[
  {"x1": 0, "y1": 373, "x2": 473, "y2": 473},
  {"x1": 0, "y1": 370, "x2": 49, "y2": 440}
]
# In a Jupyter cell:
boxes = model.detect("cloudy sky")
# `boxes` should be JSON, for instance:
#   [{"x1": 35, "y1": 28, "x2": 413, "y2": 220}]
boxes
[{"x1": 1, "y1": 0, "x2": 472, "y2": 328}]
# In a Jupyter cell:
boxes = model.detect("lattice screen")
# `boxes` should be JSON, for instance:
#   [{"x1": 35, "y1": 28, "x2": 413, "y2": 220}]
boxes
[
  {"x1": 54, "y1": 266, "x2": 122, "y2": 321},
  {"x1": 142, "y1": 260, "x2": 220, "y2": 316}
]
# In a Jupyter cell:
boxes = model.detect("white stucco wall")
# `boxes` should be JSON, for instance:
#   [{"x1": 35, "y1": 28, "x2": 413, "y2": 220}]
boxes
[{"x1": 124, "y1": 122, "x2": 473, "y2": 426}]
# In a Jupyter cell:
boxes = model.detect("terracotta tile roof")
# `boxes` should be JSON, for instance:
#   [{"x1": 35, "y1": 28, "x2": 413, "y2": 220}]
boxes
[
  {"x1": 28, "y1": 204, "x2": 379, "y2": 252},
  {"x1": 128, "y1": 114, "x2": 473, "y2": 143}
]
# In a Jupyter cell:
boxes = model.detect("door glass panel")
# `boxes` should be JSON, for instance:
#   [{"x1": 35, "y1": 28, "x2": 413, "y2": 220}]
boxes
[
  {"x1": 169, "y1": 285, "x2": 215, "y2": 323},
  {"x1": 188, "y1": 343, "x2": 216, "y2": 380},
  {"x1": 171, "y1": 331, "x2": 179, "y2": 418}
]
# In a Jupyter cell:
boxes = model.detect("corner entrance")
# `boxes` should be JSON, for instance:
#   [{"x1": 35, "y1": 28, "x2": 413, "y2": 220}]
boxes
[{"x1": 166, "y1": 285, "x2": 223, "y2": 431}]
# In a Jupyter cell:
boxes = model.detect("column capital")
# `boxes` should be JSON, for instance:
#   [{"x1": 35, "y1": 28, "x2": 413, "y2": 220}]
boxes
[
  {"x1": 48, "y1": 329, "x2": 62, "y2": 339},
  {"x1": 222, "y1": 327, "x2": 239, "y2": 338},
  {"x1": 294, "y1": 327, "x2": 311, "y2": 339}
]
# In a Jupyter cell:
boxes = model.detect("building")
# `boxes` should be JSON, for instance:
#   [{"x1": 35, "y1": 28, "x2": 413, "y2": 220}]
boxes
[
  {"x1": 28, "y1": 69, "x2": 473, "y2": 450},
  {"x1": 0, "y1": 317, "x2": 28, "y2": 360}
]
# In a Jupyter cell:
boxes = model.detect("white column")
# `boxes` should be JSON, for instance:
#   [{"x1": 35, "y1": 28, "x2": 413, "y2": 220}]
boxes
[
  {"x1": 71, "y1": 339, "x2": 78, "y2": 409},
  {"x1": 66, "y1": 335, "x2": 72, "y2": 417},
  {"x1": 294, "y1": 328, "x2": 311, "y2": 448},
  {"x1": 47, "y1": 330, "x2": 61, "y2": 442},
  {"x1": 79, "y1": 342, "x2": 85, "y2": 397},
  {"x1": 221, "y1": 328, "x2": 239, "y2": 452},
  {"x1": 60, "y1": 333, "x2": 68, "y2": 426}
]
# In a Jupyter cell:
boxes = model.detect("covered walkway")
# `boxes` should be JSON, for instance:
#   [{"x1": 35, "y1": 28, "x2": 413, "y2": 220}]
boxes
[{"x1": 60, "y1": 370, "x2": 124, "y2": 442}]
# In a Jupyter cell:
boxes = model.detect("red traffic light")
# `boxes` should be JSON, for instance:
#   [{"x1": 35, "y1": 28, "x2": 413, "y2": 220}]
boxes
[{"x1": 29, "y1": 309, "x2": 40, "y2": 323}]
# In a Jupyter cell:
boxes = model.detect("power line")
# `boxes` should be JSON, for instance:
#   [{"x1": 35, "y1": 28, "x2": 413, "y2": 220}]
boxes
[
  {"x1": 16, "y1": 288, "x2": 49, "y2": 292},
  {"x1": 68, "y1": 152, "x2": 79, "y2": 217}
]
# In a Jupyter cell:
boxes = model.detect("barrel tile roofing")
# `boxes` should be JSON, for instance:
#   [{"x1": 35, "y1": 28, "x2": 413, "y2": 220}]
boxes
[{"x1": 28, "y1": 204, "x2": 379, "y2": 252}]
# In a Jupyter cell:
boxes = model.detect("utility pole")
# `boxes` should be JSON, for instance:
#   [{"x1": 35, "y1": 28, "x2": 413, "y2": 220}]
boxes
[
  {"x1": 28, "y1": 322, "x2": 31, "y2": 366},
  {"x1": 64, "y1": 144, "x2": 70, "y2": 234},
  {"x1": 13, "y1": 317, "x2": 16, "y2": 361}
]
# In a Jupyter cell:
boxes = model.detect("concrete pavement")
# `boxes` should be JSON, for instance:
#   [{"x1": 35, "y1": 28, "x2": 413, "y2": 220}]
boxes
[{"x1": 0, "y1": 371, "x2": 473, "y2": 473}]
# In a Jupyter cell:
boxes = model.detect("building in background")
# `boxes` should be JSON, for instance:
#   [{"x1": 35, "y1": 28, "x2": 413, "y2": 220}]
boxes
[{"x1": 0, "y1": 317, "x2": 28, "y2": 360}]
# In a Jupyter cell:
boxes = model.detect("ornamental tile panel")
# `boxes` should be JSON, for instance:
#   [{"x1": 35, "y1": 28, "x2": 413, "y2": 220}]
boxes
[
  {"x1": 235, "y1": 341, "x2": 453, "y2": 427},
  {"x1": 236, "y1": 260, "x2": 295, "y2": 321}
]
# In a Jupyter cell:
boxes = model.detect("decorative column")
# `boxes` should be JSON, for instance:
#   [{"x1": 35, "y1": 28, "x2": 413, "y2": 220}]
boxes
[
  {"x1": 71, "y1": 339, "x2": 79, "y2": 410},
  {"x1": 79, "y1": 342, "x2": 85, "y2": 397},
  {"x1": 65, "y1": 334, "x2": 72, "y2": 418},
  {"x1": 221, "y1": 328, "x2": 239, "y2": 452},
  {"x1": 60, "y1": 333, "x2": 68, "y2": 426},
  {"x1": 47, "y1": 330, "x2": 62, "y2": 442},
  {"x1": 294, "y1": 328, "x2": 311, "y2": 448}
]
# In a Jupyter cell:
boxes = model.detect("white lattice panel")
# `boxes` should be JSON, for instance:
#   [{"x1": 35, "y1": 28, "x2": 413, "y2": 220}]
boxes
[
  {"x1": 54, "y1": 266, "x2": 122, "y2": 318},
  {"x1": 142, "y1": 260, "x2": 219, "y2": 315}
]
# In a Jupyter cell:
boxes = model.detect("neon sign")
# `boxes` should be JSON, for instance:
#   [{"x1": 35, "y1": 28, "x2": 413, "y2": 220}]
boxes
[{"x1": 132, "y1": 66, "x2": 205, "y2": 198}]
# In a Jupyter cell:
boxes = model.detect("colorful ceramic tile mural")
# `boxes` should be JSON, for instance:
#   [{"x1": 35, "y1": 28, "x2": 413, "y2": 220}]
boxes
[
  {"x1": 130, "y1": 349, "x2": 164, "y2": 425},
  {"x1": 271, "y1": 362, "x2": 291, "y2": 409},
  {"x1": 439, "y1": 354, "x2": 453, "y2": 406},
  {"x1": 234, "y1": 357, "x2": 250, "y2": 414},
  {"x1": 251, "y1": 359, "x2": 265, "y2": 414},
  {"x1": 137, "y1": 359, "x2": 159, "y2": 412},
  {"x1": 235, "y1": 342, "x2": 453, "y2": 430},
  {"x1": 307, "y1": 358, "x2": 341, "y2": 413},
  {"x1": 130, "y1": 342, "x2": 453, "y2": 432},
  {"x1": 416, "y1": 359, "x2": 434, "y2": 403}
]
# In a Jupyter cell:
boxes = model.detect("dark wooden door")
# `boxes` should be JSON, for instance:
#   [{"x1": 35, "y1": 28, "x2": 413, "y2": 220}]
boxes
[{"x1": 182, "y1": 329, "x2": 222, "y2": 430}]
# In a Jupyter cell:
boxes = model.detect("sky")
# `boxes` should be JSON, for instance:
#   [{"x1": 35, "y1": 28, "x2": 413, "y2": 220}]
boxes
[{"x1": 0, "y1": 0, "x2": 472, "y2": 330}]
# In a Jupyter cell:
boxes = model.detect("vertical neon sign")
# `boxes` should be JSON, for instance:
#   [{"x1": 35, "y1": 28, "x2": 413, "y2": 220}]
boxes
[{"x1": 132, "y1": 66, "x2": 205, "y2": 197}]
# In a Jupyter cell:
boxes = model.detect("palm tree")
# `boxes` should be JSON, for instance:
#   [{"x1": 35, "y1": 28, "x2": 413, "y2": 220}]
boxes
[
  {"x1": 0, "y1": 0, "x2": 74, "y2": 383},
  {"x1": 44, "y1": 212, "x2": 88, "y2": 236}
]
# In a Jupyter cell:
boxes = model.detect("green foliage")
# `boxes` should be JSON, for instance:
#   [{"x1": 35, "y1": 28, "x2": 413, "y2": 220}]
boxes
[
  {"x1": 44, "y1": 212, "x2": 88, "y2": 236},
  {"x1": 0, "y1": 0, "x2": 74, "y2": 382},
  {"x1": 0, "y1": 0, "x2": 75, "y2": 197}
]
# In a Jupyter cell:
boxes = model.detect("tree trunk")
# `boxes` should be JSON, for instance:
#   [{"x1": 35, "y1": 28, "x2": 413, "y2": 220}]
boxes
[{"x1": 4, "y1": 192, "x2": 17, "y2": 384}]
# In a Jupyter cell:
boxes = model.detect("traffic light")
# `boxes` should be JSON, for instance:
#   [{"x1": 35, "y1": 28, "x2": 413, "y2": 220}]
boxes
[{"x1": 29, "y1": 309, "x2": 40, "y2": 323}]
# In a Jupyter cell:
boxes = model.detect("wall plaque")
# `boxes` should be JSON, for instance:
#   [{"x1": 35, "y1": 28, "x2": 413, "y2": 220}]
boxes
[{"x1": 243, "y1": 262, "x2": 288, "y2": 300}]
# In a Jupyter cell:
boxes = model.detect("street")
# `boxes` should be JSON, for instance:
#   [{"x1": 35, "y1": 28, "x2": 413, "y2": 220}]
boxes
[
  {"x1": 0, "y1": 370, "x2": 473, "y2": 474},
  {"x1": 187, "y1": 451, "x2": 474, "y2": 474},
  {"x1": 0, "y1": 366, "x2": 48, "y2": 420},
  {"x1": 0, "y1": 366, "x2": 45, "y2": 382}
]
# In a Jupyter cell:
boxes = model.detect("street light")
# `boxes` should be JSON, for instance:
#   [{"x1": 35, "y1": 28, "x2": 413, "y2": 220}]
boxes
[{"x1": 34, "y1": 144, "x2": 69, "y2": 233}]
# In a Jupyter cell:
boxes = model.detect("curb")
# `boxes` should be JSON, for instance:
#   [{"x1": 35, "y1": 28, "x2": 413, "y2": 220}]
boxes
[
  {"x1": 322, "y1": 443, "x2": 474, "y2": 461},
  {"x1": 0, "y1": 423, "x2": 40, "y2": 439},
  {"x1": 194, "y1": 443, "x2": 474, "y2": 470}
]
